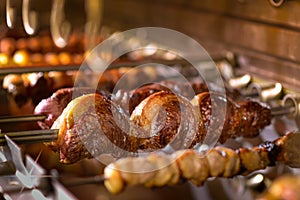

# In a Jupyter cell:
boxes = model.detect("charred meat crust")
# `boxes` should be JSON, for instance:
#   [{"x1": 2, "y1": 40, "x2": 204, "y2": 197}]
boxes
[
  {"x1": 34, "y1": 87, "x2": 107, "y2": 129},
  {"x1": 104, "y1": 133, "x2": 296, "y2": 194},
  {"x1": 53, "y1": 93, "x2": 141, "y2": 163},
  {"x1": 50, "y1": 90, "x2": 272, "y2": 164},
  {"x1": 194, "y1": 92, "x2": 272, "y2": 144}
]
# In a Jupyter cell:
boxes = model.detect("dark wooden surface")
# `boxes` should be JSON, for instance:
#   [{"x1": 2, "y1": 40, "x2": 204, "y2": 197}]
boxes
[
  {"x1": 102, "y1": 0, "x2": 300, "y2": 91},
  {"x1": 0, "y1": 0, "x2": 299, "y2": 90}
]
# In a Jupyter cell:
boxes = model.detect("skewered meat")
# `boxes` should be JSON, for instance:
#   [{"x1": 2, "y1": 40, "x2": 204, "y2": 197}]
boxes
[
  {"x1": 3, "y1": 74, "x2": 30, "y2": 108},
  {"x1": 123, "y1": 80, "x2": 209, "y2": 114},
  {"x1": 50, "y1": 92, "x2": 144, "y2": 162},
  {"x1": 191, "y1": 92, "x2": 272, "y2": 143},
  {"x1": 50, "y1": 89, "x2": 271, "y2": 164},
  {"x1": 258, "y1": 174, "x2": 300, "y2": 200},
  {"x1": 25, "y1": 73, "x2": 53, "y2": 106},
  {"x1": 130, "y1": 90, "x2": 271, "y2": 149},
  {"x1": 32, "y1": 66, "x2": 158, "y2": 125},
  {"x1": 36, "y1": 81, "x2": 200, "y2": 129},
  {"x1": 34, "y1": 87, "x2": 107, "y2": 129},
  {"x1": 104, "y1": 132, "x2": 300, "y2": 194},
  {"x1": 35, "y1": 82, "x2": 193, "y2": 129},
  {"x1": 35, "y1": 78, "x2": 240, "y2": 129},
  {"x1": 101, "y1": 79, "x2": 239, "y2": 115},
  {"x1": 130, "y1": 90, "x2": 197, "y2": 150}
]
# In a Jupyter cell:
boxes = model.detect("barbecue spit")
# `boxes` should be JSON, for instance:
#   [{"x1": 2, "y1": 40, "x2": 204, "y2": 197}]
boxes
[
  {"x1": 46, "y1": 87, "x2": 271, "y2": 164},
  {"x1": 101, "y1": 132, "x2": 300, "y2": 194}
]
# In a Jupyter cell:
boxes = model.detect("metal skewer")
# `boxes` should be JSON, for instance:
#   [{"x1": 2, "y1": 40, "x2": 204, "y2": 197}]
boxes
[
  {"x1": 271, "y1": 105, "x2": 296, "y2": 117},
  {"x1": 0, "y1": 56, "x2": 226, "y2": 75},
  {"x1": 0, "y1": 129, "x2": 58, "y2": 145},
  {"x1": 0, "y1": 114, "x2": 46, "y2": 123},
  {"x1": 0, "y1": 129, "x2": 58, "y2": 138},
  {"x1": 60, "y1": 175, "x2": 105, "y2": 187},
  {"x1": 0, "y1": 135, "x2": 57, "y2": 145}
]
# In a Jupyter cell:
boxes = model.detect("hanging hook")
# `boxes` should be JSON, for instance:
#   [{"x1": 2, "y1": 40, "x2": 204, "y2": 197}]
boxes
[
  {"x1": 269, "y1": 0, "x2": 285, "y2": 7},
  {"x1": 22, "y1": 0, "x2": 38, "y2": 35},
  {"x1": 84, "y1": 0, "x2": 103, "y2": 51},
  {"x1": 50, "y1": 0, "x2": 71, "y2": 48},
  {"x1": 6, "y1": 0, "x2": 16, "y2": 28}
]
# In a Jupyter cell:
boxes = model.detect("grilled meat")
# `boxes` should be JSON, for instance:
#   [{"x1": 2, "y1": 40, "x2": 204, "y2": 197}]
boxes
[
  {"x1": 258, "y1": 174, "x2": 300, "y2": 200},
  {"x1": 192, "y1": 92, "x2": 272, "y2": 143},
  {"x1": 50, "y1": 93, "x2": 145, "y2": 163},
  {"x1": 35, "y1": 80, "x2": 206, "y2": 128},
  {"x1": 35, "y1": 79, "x2": 241, "y2": 129},
  {"x1": 50, "y1": 89, "x2": 271, "y2": 164},
  {"x1": 35, "y1": 81, "x2": 199, "y2": 129},
  {"x1": 34, "y1": 87, "x2": 107, "y2": 129},
  {"x1": 104, "y1": 132, "x2": 300, "y2": 194},
  {"x1": 124, "y1": 80, "x2": 210, "y2": 114}
]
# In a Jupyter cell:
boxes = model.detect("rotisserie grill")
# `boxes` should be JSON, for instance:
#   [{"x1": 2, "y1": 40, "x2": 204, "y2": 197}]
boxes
[{"x1": 1, "y1": 1, "x2": 300, "y2": 200}]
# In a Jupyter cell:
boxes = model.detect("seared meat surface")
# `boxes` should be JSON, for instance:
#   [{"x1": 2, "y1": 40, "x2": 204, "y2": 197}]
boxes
[
  {"x1": 50, "y1": 90, "x2": 271, "y2": 164},
  {"x1": 34, "y1": 87, "x2": 106, "y2": 129},
  {"x1": 104, "y1": 132, "x2": 300, "y2": 194}
]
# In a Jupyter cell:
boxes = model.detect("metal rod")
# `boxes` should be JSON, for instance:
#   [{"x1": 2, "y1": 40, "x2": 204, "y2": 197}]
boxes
[
  {"x1": 0, "y1": 129, "x2": 58, "y2": 145},
  {"x1": 0, "y1": 56, "x2": 225, "y2": 75},
  {"x1": 0, "y1": 134, "x2": 57, "y2": 145},
  {"x1": 0, "y1": 129, "x2": 58, "y2": 138},
  {"x1": 60, "y1": 175, "x2": 105, "y2": 187},
  {"x1": 241, "y1": 90, "x2": 259, "y2": 98},
  {"x1": 0, "y1": 114, "x2": 46, "y2": 123},
  {"x1": 0, "y1": 64, "x2": 80, "y2": 75},
  {"x1": 271, "y1": 105, "x2": 295, "y2": 117}
]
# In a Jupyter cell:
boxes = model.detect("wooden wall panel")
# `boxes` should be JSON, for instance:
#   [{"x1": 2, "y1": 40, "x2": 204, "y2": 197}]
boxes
[{"x1": 102, "y1": 0, "x2": 300, "y2": 91}]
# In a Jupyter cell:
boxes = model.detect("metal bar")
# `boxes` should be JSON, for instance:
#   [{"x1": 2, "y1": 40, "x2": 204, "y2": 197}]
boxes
[
  {"x1": 0, "y1": 134, "x2": 58, "y2": 145},
  {"x1": 0, "y1": 57, "x2": 225, "y2": 75},
  {"x1": 0, "y1": 129, "x2": 58, "y2": 138},
  {"x1": 60, "y1": 175, "x2": 105, "y2": 187},
  {"x1": 0, "y1": 64, "x2": 80, "y2": 75},
  {"x1": 0, "y1": 114, "x2": 46, "y2": 123},
  {"x1": 271, "y1": 105, "x2": 295, "y2": 117}
]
